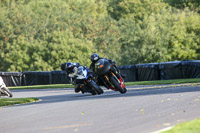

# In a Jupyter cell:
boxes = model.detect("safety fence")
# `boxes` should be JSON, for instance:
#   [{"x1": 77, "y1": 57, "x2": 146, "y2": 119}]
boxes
[
  {"x1": 0, "y1": 71, "x2": 69, "y2": 87},
  {"x1": 118, "y1": 60, "x2": 200, "y2": 82},
  {"x1": 1, "y1": 60, "x2": 200, "y2": 86}
]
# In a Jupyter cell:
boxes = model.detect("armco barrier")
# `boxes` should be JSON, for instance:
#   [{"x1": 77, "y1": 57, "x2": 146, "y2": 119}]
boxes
[
  {"x1": 182, "y1": 60, "x2": 200, "y2": 78},
  {"x1": 159, "y1": 61, "x2": 182, "y2": 80},
  {"x1": 118, "y1": 65, "x2": 137, "y2": 82},
  {"x1": 136, "y1": 63, "x2": 160, "y2": 81},
  {"x1": 0, "y1": 72, "x2": 23, "y2": 87}
]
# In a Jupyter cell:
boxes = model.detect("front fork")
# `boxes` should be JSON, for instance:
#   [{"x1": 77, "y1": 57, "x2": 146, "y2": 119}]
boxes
[
  {"x1": 104, "y1": 72, "x2": 119, "y2": 91},
  {"x1": 110, "y1": 65, "x2": 121, "y2": 79}
]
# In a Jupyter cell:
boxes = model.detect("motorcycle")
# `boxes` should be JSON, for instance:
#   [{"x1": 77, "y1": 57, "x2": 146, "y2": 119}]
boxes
[
  {"x1": 74, "y1": 66, "x2": 104, "y2": 95},
  {"x1": 94, "y1": 59, "x2": 127, "y2": 94},
  {"x1": 0, "y1": 76, "x2": 13, "y2": 97}
]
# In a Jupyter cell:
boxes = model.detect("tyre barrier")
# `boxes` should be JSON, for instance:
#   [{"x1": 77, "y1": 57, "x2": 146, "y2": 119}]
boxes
[
  {"x1": 136, "y1": 63, "x2": 160, "y2": 81},
  {"x1": 1, "y1": 60, "x2": 200, "y2": 86},
  {"x1": 23, "y1": 71, "x2": 52, "y2": 85},
  {"x1": 0, "y1": 72, "x2": 23, "y2": 86},
  {"x1": 117, "y1": 65, "x2": 137, "y2": 82}
]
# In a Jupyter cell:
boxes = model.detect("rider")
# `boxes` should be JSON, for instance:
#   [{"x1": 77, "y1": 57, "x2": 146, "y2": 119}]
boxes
[
  {"x1": 89, "y1": 53, "x2": 123, "y2": 86},
  {"x1": 61, "y1": 62, "x2": 82, "y2": 93},
  {"x1": 89, "y1": 53, "x2": 117, "y2": 72}
]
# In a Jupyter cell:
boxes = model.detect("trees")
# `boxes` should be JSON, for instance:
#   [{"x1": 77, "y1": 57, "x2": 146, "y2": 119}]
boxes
[
  {"x1": 0, "y1": 0, "x2": 122, "y2": 71},
  {"x1": 107, "y1": 0, "x2": 168, "y2": 21},
  {"x1": 167, "y1": 9, "x2": 200, "y2": 61},
  {"x1": 117, "y1": 0, "x2": 200, "y2": 65},
  {"x1": 163, "y1": 0, "x2": 200, "y2": 13},
  {"x1": 0, "y1": 0, "x2": 200, "y2": 71}
]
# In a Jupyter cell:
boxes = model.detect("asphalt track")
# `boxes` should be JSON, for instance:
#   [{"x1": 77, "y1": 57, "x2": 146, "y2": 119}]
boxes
[{"x1": 0, "y1": 84, "x2": 200, "y2": 133}]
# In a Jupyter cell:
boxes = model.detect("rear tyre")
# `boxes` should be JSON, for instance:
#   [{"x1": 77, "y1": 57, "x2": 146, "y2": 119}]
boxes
[
  {"x1": 110, "y1": 76, "x2": 127, "y2": 94},
  {"x1": 1, "y1": 87, "x2": 13, "y2": 97}
]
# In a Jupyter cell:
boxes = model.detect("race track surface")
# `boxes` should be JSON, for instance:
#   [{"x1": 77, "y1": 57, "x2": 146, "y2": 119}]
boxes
[{"x1": 0, "y1": 84, "x2": 200, "y2": 133}]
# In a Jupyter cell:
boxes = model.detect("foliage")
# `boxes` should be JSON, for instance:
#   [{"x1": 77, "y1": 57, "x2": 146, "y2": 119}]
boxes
[
  {"x1": 0, "y1": 0, "x2": 200, "y2": 71},
  {"x1": 107, "y1": 0, "x2": 168, "y2": 21},
  {"x1": 163, "y1": 0, "x2": 200, "y2": 13},
  {"x1": 167, "y1": 9, "x2": 200, "y2": 61},
  {"x1": 117, "y1": 1, "x2": 200, "y2": 64}
]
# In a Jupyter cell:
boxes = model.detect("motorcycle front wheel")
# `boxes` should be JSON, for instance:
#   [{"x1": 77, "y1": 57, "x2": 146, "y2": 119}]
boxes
[
  {"x1": 110, "y1": 75, "x2": 127, "y2": 94},
  {"x1": 88, "y1": 80, "x2": 104, "y2": 95},
  {"x1": 1, "y1": 87, "x2": 13, "y2": 97}
]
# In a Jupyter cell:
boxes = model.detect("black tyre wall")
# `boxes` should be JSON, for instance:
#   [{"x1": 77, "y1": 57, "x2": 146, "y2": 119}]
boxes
[
  {"x1": 182, "y1": 60, "x2": 200, "y2": 78},
  {"x1": 23, "y1": 71, "x2": 52, "y2": 85},
  {"x1": 118, "y1": 65, "x2": 137, "y2": 82},
  {"x1": 136, "y1": 63, "x2": 160, "y2": 81},
  {"x1": 51, "y1": 70, "x2": 70, "y2": 84},
  {"x1": 159, "y1": 61, "x2": 182, "y2": 80},
  {"x1": 0, "y1": 72, "x2": 23, "y2": 87}
]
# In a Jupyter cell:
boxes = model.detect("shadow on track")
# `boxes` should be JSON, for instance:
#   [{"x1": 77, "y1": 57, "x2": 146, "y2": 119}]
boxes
[{"x1": 23, "y1": 85, "x2": 200, "y2": 106}]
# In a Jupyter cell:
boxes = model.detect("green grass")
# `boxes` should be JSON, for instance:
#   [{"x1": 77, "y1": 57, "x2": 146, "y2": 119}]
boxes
[
  {"x1": 0, "y1": 97, "x2": 39, "y2": 107},
  {"x1": 7, "y1": 78, "x2": 200, "y2": 90},
  {"x1": 162, "y1": 118, "x2": 200, "y2": 133},
  {"x1": 126, "y1": 78, "x2": 200, "y2": 86},
  {"x1": 8, "y1": 84, "x2": 73, "y2": 90}
]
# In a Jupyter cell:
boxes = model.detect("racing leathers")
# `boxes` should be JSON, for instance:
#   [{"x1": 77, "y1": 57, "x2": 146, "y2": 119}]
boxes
[
  {"x1": 66, "y1": 63, "x2": 82, "y2": 93},
  {"x1": 89, "y1": 58, "x2": 122, "y2": 87}
]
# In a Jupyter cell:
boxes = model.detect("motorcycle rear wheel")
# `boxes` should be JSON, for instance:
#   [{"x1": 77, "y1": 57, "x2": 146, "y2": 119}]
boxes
[{"x1": 110, "y1": 76, "x2": 127, "y2": 94}]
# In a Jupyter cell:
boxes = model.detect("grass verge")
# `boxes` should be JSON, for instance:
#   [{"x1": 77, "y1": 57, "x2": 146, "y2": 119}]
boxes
[
  {"x1": 9, "y1": 84, "x2": 73, "y2": 90},
  {"x1": 0, "y1": 97, "x2": 39, "y2": 107},
  {"x1": 126, "y1": 78, "x2": 200, "y2": 86},
  {"x1": 7, "y1": 78, "x2": 200, "y2": 90},
  {"x1": 162, "y1": 118, "x2": 200, "y2": 133}
]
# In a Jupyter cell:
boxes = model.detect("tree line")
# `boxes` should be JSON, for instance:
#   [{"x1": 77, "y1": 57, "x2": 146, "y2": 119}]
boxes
[{"x1": 0, "y1": 0, "x2": 200, "y2": 72}]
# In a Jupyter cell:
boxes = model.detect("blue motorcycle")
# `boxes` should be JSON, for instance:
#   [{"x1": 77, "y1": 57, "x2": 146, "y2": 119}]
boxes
[{"x1": 74, "y1": 66, "x2": 104, "y2": 95}]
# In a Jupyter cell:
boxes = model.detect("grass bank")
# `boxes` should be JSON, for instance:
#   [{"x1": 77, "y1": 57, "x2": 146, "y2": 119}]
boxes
[
  {"x1": 9, "y1": 84, "x2": 73, "y2": 90},
  {"x1": 0, "y1": 98, "x2": 39, "y2": 107},
  {"x1": 126, "y1": 78, "x2": 200, "y2": 86},
  {"x1": 8, "y1": 78, "x2": 200, "y2": 90},
  {"x1": 162, "y1": 118, "x2": 200, "y2": 133}
]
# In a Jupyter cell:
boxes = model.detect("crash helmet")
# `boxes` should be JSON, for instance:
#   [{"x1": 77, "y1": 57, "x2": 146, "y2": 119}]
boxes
[
  {"x1": 66, "y1": 62, "x2": 75, "y2": 73},
  {"x1": 91, "y1": 53, "x2": 99, "y2": 63}
]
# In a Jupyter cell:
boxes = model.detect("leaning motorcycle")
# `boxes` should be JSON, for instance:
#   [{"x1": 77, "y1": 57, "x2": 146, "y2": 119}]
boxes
[
  {"x1": 94, "y1": 59, "x2": 127, "y2": 94},
  {"x1": 0, "y1": 76, "x2": 13, "y2": 97},
  {"x1": 74, "y1": 66, "x2": 104, "y2": 95}
]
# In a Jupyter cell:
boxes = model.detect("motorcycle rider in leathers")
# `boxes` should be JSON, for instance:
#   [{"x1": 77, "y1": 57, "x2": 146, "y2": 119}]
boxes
[
  {"x1": 89, "y1": 53, "x2": 124, "y2": 88},
  {"x1": 61, "y1": 62, "x2": 82, "y2": 93}
]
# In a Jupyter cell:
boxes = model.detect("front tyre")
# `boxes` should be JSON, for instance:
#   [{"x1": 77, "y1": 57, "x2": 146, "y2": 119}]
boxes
[
  {"x1": 89, "y1": 80, "x2": 104, "y2": 95},
  {"x1": 110, "y1": 76, "x2": 127, "y2": 94},
  {"x1": 1, "y1": 87, "x2": 13, "y2": 97}
]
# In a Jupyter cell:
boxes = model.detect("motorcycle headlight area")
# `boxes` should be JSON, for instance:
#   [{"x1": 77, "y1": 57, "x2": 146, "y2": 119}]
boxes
[{"x1": 77, "y1": 67, "x2": 84, "y2": 75}]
